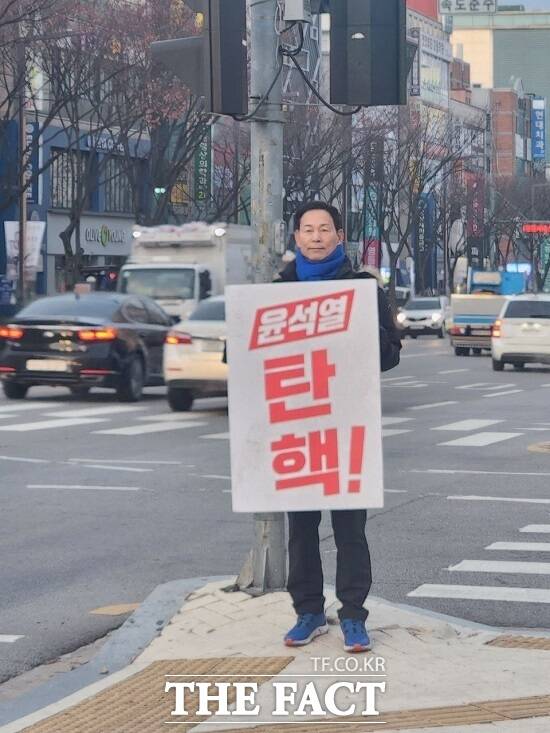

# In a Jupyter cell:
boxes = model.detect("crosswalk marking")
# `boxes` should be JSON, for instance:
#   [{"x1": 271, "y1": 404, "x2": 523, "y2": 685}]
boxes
[
  {"x1": 28, "y1": 484, "x2": 141, "y2": 492},
  {"x1": 0, "y1": 635, "x2": 24, "y2": 643},
  {"x1": 483, "y1": 389, "x2": 523, "y2": 399},
  {"x1": 94, "y1": 421, "x2": 208, "y2": 436},
  {"x1": 438, "y1": 432, "x2": 521, "y2": 447},
  {"x1": 45, "y1": 405, "x2": 146, "y2": 419},
  {"x1": 408, "y1": 401, "x2": 458, "y2": 411},
  {"x1": 383, "y1": 428, "x2": 412, "y2": 438},
  {"x1": 448, "y1": 495, "x2": 550, "y2": 505},
  {"x1": 486, "y1": 541, "x2": 550, "y2": 553},
  {"x1": 449, "y1": 560, "x2": 550, "y2": 575},
  {"x1": 432, "y1": 419, "x2": 503, "y2": 432},
  {"x1": 201, "y1": 432, "x2": 230, "y2": 440},
  {"x1": 0, "y1": 417, "x2": 107, "y2": 432},
  {"x1": 521, "y1": 525, "x2": 550, "y2": 534},
  {"x1": 0, "y1": 402, "x2": 57, "y2": 413},
  {"x1": 408, "y1": 584, "x2": 550, "y2": 604},
  {"x1": 382, "y1": 417, "x2": 414, "y2": 426}
]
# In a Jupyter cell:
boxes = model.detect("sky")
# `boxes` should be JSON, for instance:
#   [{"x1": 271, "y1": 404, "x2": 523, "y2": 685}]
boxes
[{"x1": 523, "y1": 0, "x2": 550, "y2": 8}]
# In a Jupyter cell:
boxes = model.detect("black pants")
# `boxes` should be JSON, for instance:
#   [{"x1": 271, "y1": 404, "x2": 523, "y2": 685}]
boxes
[{"x1": 287, "y1": 510, "x2": 371, "y2": 622}]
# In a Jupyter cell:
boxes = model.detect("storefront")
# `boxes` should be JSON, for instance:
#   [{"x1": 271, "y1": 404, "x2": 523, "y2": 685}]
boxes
[{"x1": 46, "y1": 212, "x2": 134, "y2": 294}]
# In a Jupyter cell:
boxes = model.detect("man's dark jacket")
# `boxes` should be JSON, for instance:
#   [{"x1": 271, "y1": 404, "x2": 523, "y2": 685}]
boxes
[{"x1": 275, "y1": 257, "x2": 401, "y2": 372}]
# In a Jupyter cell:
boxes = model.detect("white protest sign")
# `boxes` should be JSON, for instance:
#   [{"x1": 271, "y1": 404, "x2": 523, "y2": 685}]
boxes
[{"x1": 227, "y1": 280, "x2": 384, "y2": 513}]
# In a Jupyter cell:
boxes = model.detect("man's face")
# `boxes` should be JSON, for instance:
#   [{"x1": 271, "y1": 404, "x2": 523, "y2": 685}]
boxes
[{"x1": 294, "y1": 209, "x2": 344, "y2": 262}]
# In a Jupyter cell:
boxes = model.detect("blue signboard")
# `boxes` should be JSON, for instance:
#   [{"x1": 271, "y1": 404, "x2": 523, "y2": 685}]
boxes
[
  {"x1": 532, "y1": 98, "x2": 546, "y2": 161},
  {"x1": 25, "y1": 120, "x2": 40, "y2": 204}
]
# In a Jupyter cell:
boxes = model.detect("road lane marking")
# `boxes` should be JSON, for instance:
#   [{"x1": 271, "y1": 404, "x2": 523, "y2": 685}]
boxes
[
  {"x1": 408, "y1": 584, "x2": 550, "y2": 604},
  {"x1": 486, "y1": 542, "x2": 550, "y2": 553},
  {"x1": 0, "y1": 455, "x2": 50, "y2": 464},
  {"x1": 386, "y1": 489, "x2": 408, "y2": 494},
  {"x1": 432, "y1": 419, "x2": 503, "y2": 432},
  {"x1": 439, "y1": 369, "x2": 469, "y2": 375},
  {"x1": 0, "y1": 635, "x2": 24, "y2": 643},
  {"x1": 138, "y1": 412, "x2": 211, "y2": 421},
  {"x1": 381, "y1": 375, "x2": 414, "y2": 382},
  {"x1": 413, "y1": 469, "x2": 550, "y2": 478},
  {"x1": 78, "y1": 464, "x2": 153, "y2": 473},
  {"x1": 483, "y1": 383, "x2": 516, "y2": 391},
  {"x1": 382, "y1": 417, "x2": 414, "y2": 425},
  {"x1": 456, "y1": 382, "x2": 492, "y2": 390},
  {"x1": 45, "y1": 406, "x2": 146, "y2": 418},
  {"x1": 94, "y1": 421, "x2": 208, "y2": 436},
  {"x1": 196, "y1": 474, "x2": 231, "y2": 480},
  {"x1": 438, "y1": 432, "x2": 521, "y2": 447},
  {"x1": 0, "y1": 402, "x2": 58, "y2": 413},
  {"x1": 400, "y1": 351, "x2": 448, "y2": 359},
  {"x1": 408, "y1": 401, "x2": 458, "y2": 411},
  {"x1": 27, "y1": 484, "x2": 141, "y2": 491},
  {"x1": 383, "y1": 429, "x2": 412, "y2": 438},
  {"x1": 448, "y1": 495, "x2": 550, "y2": 505},
  {"x1": 521, "y1": 525, "x2": 550, "y2": 534},
  {"x1": 201, "y1": 432, "x2": 230, "y2": 440},
  {"x1": 449, "y1": 560, "x2": 550, "y2": 575},
  {"x1": 0, "y1": 417, "x2": 107, "y2": 432},
  {"x1": 483, "y1": 390, "x2": 523, "y2": 398},
  {"x1": 67, "y1": 459, "x2": 188, "y2": 465}
]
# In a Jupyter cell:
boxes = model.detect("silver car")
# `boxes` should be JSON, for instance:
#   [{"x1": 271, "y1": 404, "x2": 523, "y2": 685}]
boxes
[{"x1": 396, "y1": 297, "x2": 448, "y2": 339}]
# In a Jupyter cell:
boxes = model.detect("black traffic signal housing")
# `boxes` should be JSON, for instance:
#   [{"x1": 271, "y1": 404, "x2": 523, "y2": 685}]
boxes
[
  {"x1": 329, "y1": 0, "x2": 407, "y2": 107},
  {"x1": 151, "y1": 0, "x2": 247, "y2": 116}
]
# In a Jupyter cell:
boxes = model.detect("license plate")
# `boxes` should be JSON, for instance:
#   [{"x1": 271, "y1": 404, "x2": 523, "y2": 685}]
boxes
[
  {"x1": 201, "y1": 341, "x2": 225, "y2": 353},
  {"x1": 471, "y1": 330, "x2": 489, "y2": 337},
  {"x1": 410, "y1": 324, "x2": 424, "y2": 330},
  {"x1": 26, "y1": 359, "x2": 70, "y2": 372}
]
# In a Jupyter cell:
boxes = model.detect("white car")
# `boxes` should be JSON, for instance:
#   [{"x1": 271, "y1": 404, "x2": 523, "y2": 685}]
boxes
[
  {"x1": 163, "y1": 296, "x2": 227, "y2": 411},
  {"x1": 396, "y1": 297, "x2": 448, "y2": 338},
  {"x1": 491, "y1": 295, "x2": 550, "y2": 371}
]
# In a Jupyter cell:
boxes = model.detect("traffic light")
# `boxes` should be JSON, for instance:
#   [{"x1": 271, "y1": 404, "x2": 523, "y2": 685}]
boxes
[
  {"x1": 329, "y1": 0, "x2": 407, "y2": 107},
  {"x1": 151, "y1": 0, "x2": 247, "y2": 116}
]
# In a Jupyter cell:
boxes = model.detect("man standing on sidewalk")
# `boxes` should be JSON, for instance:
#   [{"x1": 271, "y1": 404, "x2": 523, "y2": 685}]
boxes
[{"x1": 277, "y1": 201, "x2": 401, "y2": 653}]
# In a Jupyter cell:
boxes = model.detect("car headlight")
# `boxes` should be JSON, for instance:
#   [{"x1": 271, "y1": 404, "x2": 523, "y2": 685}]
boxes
[
  {"x1": 397, "y1": 312, "x2": 406, "y2": 324},
  {"x1": 431, "y1": 313, "x2": 443, "y2": 322}
]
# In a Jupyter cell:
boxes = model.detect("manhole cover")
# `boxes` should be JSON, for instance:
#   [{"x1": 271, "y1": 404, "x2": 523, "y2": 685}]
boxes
[{"x1": 528, "y1": 442, "x2": 550, "y2": 454}]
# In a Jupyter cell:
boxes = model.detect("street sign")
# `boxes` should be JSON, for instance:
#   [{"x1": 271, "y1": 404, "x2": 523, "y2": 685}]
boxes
[
  {"x1": 226, "y1": 280, "x2": 384, "y2": 513},
  {"x1": 439, "y1": 0, "x2": 497, "y2": 13}
]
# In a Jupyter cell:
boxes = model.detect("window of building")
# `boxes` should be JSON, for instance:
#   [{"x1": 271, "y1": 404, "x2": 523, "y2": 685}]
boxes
[
  {"x1": 50, "y1": 149, "x2": 92, "y2": 209},
  {"x1": 104, "y1": 156, "x2": 133, "y2": 214}
]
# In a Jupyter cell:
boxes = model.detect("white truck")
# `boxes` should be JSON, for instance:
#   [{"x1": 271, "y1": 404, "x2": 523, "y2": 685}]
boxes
[{"x1": 118, "y1": 222, "x2": 255, "y2": 320}]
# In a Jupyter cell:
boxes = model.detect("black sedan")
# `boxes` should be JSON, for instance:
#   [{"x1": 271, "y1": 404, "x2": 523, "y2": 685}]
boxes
[{"x1": 0, "y1": 293, "x2": 173, "y2": 401}]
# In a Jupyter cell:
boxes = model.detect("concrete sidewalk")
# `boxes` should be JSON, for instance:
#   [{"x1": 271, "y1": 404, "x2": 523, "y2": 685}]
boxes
[{"x1": 2, "y1": 578, "x2": 549, "y2": 732}]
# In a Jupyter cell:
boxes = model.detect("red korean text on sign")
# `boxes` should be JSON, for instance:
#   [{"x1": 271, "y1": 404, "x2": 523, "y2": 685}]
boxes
[
  {"x1": 264, "y1": 349, "x2": 336, "y2": 423},
  {"x1": 270, "y1": 426, "x2": 367, "y2": 496},
  {"x1": 249, "y1": 290, "x2": 355, "y2": 349}
]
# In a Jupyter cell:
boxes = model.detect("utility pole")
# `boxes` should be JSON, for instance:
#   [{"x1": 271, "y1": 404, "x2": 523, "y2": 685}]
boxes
[
  {"x1": 17, "y1": 36, "x2": 27, "y2": 306},
  {"x1": 240, "y1": 0, "x2": 287, "y2": 593}
]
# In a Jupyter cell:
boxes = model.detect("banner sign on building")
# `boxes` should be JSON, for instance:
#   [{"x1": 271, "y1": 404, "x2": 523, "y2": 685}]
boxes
[
  {"x1": 413, "y1": 193, "x2": 437, "y2": 292},
  {"x1": 194, "y1": 127, "x2": 212, "y2": 205},
  {"x1": 532, "y1": 98, "x2": 546, "y2": 161},
  {"x1": 226, "y1": 281, "x2": 384, "y2": 513},
  {"x1": 439, "y1": 0, "x2": 497, "y2": 12},
  {"x1": 3, "y1": 221, "x2": 45, "y2": 281},
  {"x1": 25, "y1": 121, "x2": 40, "y2": 205},
  {"x1": 409, "y1": 29, "x2": 421, "y2": 97},
  {"x1": 541, "y1": 237, "x2": 550, "y2": 293}
]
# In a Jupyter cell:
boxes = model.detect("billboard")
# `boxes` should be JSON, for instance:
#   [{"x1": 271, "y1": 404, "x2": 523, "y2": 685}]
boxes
[
  {"x1": 532, "y1": 98, "x2": 546, "y2": 161},
  {"x1": 439, "y1": 0, "x2": 497, "y2": 12}
]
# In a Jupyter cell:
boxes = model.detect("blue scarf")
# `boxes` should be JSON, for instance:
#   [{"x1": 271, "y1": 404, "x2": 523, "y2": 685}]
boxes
[{"x1": 296, "y1": 244, "x2": 346, "y2": 281}]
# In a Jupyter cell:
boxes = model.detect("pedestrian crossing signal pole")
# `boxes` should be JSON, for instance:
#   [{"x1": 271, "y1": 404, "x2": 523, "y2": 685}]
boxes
[{"x1": 236, "y1": 0, "x2": 287, "y2": 594}]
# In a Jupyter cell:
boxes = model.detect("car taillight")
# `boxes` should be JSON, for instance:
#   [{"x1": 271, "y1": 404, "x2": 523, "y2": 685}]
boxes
[
  {"x1": 78, "y1": 328, "x2": 118, "y2": 342},
  {"x1": 165, "y1": 331, "x2": 192, "y2": 345},
  {"x1": 492, "y1": 320, "x2": 502, "y2": 338},
  {"x1": 450, "y1": 326, "x2": 464, "y2": 336},
  {"x1": 0, "y1": 326, "x2": 24, "y2": 340}
]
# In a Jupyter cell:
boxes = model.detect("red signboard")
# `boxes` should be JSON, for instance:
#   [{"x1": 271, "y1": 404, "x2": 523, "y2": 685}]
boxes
[{"x1": 522, "y1": 222, "x2": 550, "y2": 235}]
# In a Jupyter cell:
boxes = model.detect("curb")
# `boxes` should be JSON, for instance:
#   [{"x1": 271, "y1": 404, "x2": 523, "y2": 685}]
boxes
[{"x1": 0, "y1": 576, "x2": 230, "y2": 728}]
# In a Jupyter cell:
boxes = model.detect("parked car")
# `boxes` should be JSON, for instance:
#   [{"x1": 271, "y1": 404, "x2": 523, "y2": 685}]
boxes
[
  {"x1": 491, "y1": 294, "x2": 550, "y2": 371},
  {"x1": 164, "y1": 295, "x2": 227, "y2": 411},
  {"x1": 0, "y1": 292, "x2": 172, "y2": 401},
  {"x1": 396, "y1": 296, "x2": 448, "y2": 338}
]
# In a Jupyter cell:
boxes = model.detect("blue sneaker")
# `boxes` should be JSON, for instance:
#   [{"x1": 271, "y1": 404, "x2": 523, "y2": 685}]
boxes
[
  {"x1": 284, "y1": 613, "x2": 328, "y2": 647},
  {"x1": 340, "y1": 619, "x2": 371, "y2": 653}
]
